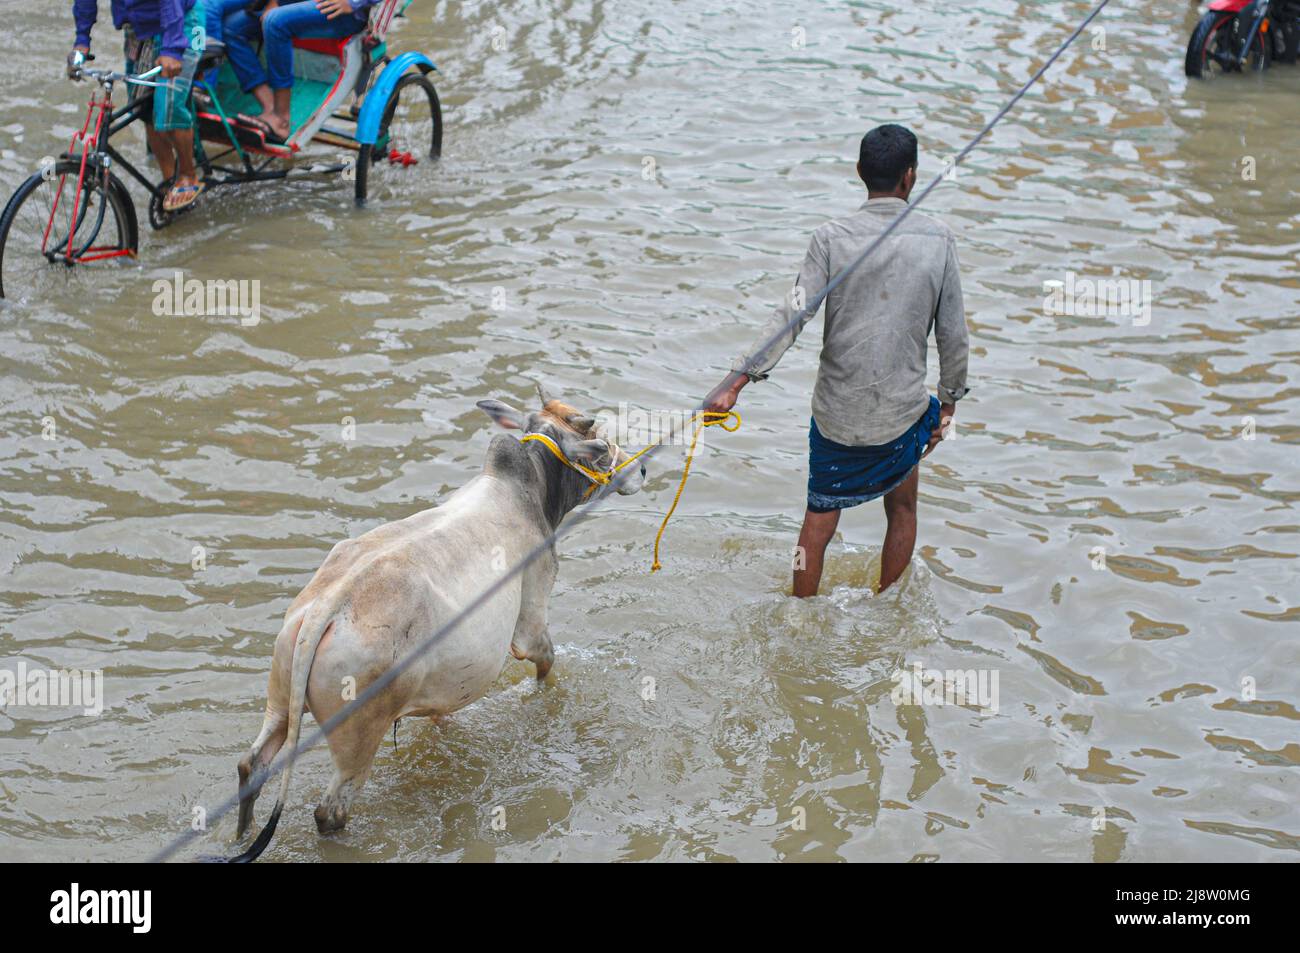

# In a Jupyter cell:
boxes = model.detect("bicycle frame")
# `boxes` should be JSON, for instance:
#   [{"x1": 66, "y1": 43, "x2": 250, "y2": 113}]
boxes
[{"x1": 47, "y1": 67, "x2": 162, "y2": 265}]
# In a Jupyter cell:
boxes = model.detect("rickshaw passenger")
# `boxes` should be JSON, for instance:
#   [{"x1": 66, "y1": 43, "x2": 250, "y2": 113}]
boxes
[
  {"x1": 203, "y1": 0, "x2": 251, "y2": 82},
  {"x1": 71, "y1": 0, "x2": 209, "y2": 212},
  {"x1": 220, "y1": 0, "x2": 381, "y2": 143}
]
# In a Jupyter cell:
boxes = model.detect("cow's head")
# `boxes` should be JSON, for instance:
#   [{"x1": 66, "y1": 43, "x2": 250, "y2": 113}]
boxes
[{"x1": 478, "y1": 385, "x2": 646, "y2": 505}]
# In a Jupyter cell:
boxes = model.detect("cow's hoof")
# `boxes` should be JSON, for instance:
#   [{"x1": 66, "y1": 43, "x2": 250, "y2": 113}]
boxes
[{"x1": 314, "y1": 803, "x2": 348, "y2": 834}]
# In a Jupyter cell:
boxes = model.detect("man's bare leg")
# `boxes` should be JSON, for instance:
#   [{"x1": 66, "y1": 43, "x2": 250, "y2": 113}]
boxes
[
  {"x1": 793, "y1": 508, "x2": 841, "y2": 598},
  {"x1": 879, "y1": 467, "x2": 919, "y2": 592},
  {"x1": 144, "y1": 125, "x2": 176, "y2": 181},
  {"x1": 166, "y1": 129, "x2": 198, "y2": 188}
]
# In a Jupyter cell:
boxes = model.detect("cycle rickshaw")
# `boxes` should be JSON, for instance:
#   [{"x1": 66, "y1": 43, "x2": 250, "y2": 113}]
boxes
[{"x1": 0, "y1": 0, "x2": 442, "y2": 300}]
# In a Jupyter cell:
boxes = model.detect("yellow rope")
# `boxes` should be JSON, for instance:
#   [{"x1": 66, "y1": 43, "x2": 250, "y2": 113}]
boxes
[
  {"x1": 520, "y1": 432, "x2": 612, "y2": 486},
  {"x1": 651, "y1": 411, "x2": 739, "y2": 571},
  {"x1": 520, "y1": 410, "x2": 741, "y2": 572}
]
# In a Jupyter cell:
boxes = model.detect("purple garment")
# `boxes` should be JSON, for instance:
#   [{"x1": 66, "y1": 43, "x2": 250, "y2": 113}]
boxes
[{"x1": 74, "y1": 0, "x2": 198, "y2": 60}]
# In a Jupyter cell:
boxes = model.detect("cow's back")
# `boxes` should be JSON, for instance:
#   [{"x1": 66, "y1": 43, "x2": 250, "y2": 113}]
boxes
[{"x1": 294, "y1": 474, "x2": 536, "y2": 717}]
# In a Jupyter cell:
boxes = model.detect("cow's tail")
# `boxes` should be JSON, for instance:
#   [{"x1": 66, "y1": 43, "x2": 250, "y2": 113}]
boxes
[{"x1": 223, "y1": 599, "x2": 340, "y2": 864}]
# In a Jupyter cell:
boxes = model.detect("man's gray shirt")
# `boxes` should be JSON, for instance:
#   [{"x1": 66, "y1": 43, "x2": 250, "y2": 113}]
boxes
[{"x1": 732, "y1": 196, "x2": 970, "y2": 447}]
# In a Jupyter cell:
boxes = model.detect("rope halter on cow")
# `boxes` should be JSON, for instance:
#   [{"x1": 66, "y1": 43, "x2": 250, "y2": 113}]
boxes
[{"x1": 521, "y1": 410, "x2": 741, "y2": 571}]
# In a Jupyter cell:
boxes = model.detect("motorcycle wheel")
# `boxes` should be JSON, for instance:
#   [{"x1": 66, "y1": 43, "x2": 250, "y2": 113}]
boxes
[
  {"x1": 1185, "y1": 11, "x2": 1269, "y2": 78},
  {"x1": 1278, "y1": 17, "x2": 1300, "y2": 64}
]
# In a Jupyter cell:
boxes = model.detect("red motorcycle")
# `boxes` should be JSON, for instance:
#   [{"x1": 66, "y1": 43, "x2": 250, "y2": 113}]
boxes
[{"x1": 1185, "y1": 0, "x2": 1300, "y2": 76}]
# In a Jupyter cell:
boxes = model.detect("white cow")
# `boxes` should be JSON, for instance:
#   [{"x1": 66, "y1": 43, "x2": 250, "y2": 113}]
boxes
[{"x1": 230, "y1": 390, "x2": 644, "y2": 860}]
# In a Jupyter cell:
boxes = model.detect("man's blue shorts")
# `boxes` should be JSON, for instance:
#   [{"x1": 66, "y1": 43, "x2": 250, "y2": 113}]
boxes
[
  {"x1": 124, "y1": 1, "x2": 205, "y2": 133},
  {"x1": 807, "y1": 396, "x2": 941, "y2": 513}
]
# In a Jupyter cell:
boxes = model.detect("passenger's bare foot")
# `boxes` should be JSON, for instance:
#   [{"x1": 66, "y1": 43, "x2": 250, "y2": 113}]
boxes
[
  {"x1": 264, "y1": 112, "x2": 290, "y2": 140},
  {"x1": 235, "y1": 113, "x2": 290, "y2": 144}
]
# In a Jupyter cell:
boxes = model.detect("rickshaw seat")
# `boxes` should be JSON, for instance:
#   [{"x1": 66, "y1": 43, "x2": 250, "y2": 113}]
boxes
[
  {"x1": 197, "y1": 40, "x2": 227, "y2": 72},
  {"x1": 293, "y1": 35, "x2": 354, "y2": 59},
  {"x1": 288, "y1": 0, "x2": 399, "y2": 61}
]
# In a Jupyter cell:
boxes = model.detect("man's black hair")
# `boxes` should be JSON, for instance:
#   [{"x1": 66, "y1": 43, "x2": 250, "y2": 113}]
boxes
[{"x1": 858, "y1": 124, "x2": 918, "y2": 192}]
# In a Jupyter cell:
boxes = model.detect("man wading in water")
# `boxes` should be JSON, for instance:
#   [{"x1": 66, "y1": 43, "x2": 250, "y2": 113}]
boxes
[{"x1": 708, "y1": 124, "x2": 970, "y2": 596}]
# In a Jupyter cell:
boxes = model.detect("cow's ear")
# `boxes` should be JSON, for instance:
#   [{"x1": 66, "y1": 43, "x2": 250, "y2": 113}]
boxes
[{"x1": 477, "y1": 399, "x2": 526, "y2": 430}]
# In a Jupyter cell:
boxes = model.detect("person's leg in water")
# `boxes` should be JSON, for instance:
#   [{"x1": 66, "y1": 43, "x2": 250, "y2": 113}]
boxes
[
  {"x1": 793, "y1": 507, "x2": 841, "y2": 598},
  {"x1": 878, "y1": 467, "x2": 919, "y2": 592},
  {"x1": 160, "y1": 127, "x2": 199, "y2": 206},
  {"x1": 144, "y1": 125, "x2": 177, "y2": 180},
  {"x1": 123, "y1": 31, "x2": 177, "y2": 180},
  {"x1": 155, "y1": 61, "x2": 200, "y2": 204},
  {"x1": 154, "y1": 5, "x2": 206, "y2": 211}
]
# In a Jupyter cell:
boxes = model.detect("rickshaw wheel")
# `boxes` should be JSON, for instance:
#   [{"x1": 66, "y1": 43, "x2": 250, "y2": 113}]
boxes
[
  {"x1": 148, "y1": 179, "x2": 177, "y2": 231},
  {"x1": 149, "y1": 174, "x2": 207, "y2": 229},
  {"x1": 0, "y1": 159, "x2": 138, "y2": 301},
  {"x1": 355, "y1": 70, "x2": 442, "y2": 207}
]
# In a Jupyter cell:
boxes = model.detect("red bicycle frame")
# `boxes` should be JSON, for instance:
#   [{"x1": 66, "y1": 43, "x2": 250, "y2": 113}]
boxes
[{"x1": 43, "y1": 81, "x2": 135, "y2": 265}]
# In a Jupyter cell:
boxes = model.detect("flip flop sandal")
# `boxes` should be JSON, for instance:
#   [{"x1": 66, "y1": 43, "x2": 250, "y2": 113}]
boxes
[
  {"x1": 235, "y1": 113, "x2": 288, "y2": 145},
  {"x1": 163, "y1": 180, "x2": 206, "y2": 212}
]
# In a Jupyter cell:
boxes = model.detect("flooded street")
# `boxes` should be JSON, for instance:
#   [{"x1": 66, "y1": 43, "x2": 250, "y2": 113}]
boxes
[{"x1": 1, "y1": 0, "x2": 1298, "y2": 862}]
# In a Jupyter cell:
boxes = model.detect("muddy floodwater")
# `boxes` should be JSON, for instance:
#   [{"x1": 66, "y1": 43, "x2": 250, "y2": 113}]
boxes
[{"x1": 1, "y1": 0, "x2": 1298, "y2": 862}]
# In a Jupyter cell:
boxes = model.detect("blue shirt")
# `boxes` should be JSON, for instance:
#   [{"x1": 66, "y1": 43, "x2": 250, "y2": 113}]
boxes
[{"x1": 74, "y1": 0, "x2": 198, "y2": 60}]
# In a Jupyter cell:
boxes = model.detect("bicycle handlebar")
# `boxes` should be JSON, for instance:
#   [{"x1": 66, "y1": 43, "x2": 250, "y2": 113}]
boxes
[{"x1": 69, "y1": 63, "x2": 164, "y2": 87}]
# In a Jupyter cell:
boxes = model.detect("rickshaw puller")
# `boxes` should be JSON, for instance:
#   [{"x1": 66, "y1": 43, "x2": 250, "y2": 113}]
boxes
[{"x1": 70, "y1": 0, "x2": 208, "y2": 212}]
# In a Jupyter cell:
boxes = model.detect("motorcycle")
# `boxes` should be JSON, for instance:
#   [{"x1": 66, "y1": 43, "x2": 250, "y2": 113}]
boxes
[{"x1": 1185, "y1": 0, "x2": 1300, "y2": 77}]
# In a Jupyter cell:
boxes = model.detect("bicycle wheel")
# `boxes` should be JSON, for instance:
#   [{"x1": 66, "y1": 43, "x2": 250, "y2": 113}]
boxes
[
  {"x1": 0, "y1": 159, "x2": 139, "y2": 301},
  {"x1": 355, "y1": 70, "x2": 442, "y2": 207}
]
